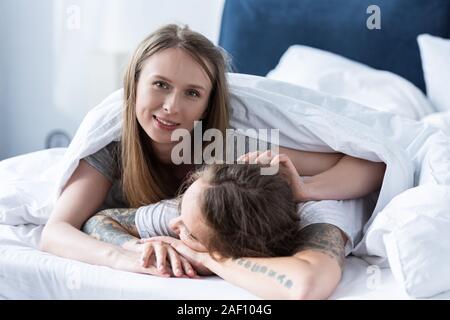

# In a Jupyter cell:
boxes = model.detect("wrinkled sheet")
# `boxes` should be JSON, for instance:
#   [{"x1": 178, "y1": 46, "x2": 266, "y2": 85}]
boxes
[{"x1": 5, "y1": 222, "x2": 447, "y2": 300}]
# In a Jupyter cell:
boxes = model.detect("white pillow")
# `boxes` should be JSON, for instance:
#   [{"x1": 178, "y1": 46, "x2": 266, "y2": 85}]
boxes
[
  {"x1": 267, "y1": 45, "x2": 436, "y2": 120},
  {"x1": 381, "y1": 185, "x2": 450, "y2": 298},
  {"x1": 418, "y1": 34, "x2": 450, "y2": 112}
]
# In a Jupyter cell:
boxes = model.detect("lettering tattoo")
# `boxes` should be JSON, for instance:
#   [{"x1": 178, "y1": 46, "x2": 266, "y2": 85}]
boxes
[
  {"x1": 82, "y1": 208, "x2": 139, "y2": 247},
  {"x1": 296, "y1": 223, "x2": 346, "y2": 271},
  {"x1": 233, "y1": 258, "x2": 294, "y2": 289},
  {"x1": 231, "y1": 223, "x2": 345, "y2": 290}
]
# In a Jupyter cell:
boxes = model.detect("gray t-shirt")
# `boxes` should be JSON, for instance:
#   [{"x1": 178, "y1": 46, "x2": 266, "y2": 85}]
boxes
[{"x1": 83, "y1": 141, "x2": 127, "y2": 210}]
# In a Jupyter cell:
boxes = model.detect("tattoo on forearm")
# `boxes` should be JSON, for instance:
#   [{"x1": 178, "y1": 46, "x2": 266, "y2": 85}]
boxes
[
  {"x1": 82, "y1": 209, "x2": 138, "y2": 247},
  {"x1": 98, "y1": 208, "x2": 139, "y2": 235},
  {"x1": 232, "y1": 258, "x2": 294, "y2": 289},
  {"x1": 296, "y1": 223, "x2": 346, "y2": 271}
]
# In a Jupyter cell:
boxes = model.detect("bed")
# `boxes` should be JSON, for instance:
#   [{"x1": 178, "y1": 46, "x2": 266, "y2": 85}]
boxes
[{"x1": 1, "y1": 0, "x2": 450, "y2": 300}]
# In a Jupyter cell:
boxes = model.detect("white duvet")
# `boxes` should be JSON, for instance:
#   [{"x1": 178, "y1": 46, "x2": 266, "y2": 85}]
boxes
[{"x1": 1, "y1": 73, "x2": 450, "y2": 298}]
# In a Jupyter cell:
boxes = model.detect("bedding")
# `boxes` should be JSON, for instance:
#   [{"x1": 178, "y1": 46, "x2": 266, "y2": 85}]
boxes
[
  {"x1": 2, "y1": 149, "x2": 450, "y2": 300},
  {"x1": 266, "y1": 45, "x2": 436, "y2": 120},
  {"x1": 4, "y1": 221, "x2": 450, "y2": 300},
  {"x1": 4, "y1": 221, "x2": 444, "y2": 300},
  {"x1": 422, "y1": 111, "x2": 450, "y2": 137},
  {"x1": 418, "y1": 34, "x2": 450, "y2": 113},
  {"x1": 2, "y1": 73, "x2": 450, "y2": 299}
]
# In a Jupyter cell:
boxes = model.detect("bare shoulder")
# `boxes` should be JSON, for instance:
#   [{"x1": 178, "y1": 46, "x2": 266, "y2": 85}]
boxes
[{"x1": 294, "y1": 223, "x2": 347, "y2": 271}]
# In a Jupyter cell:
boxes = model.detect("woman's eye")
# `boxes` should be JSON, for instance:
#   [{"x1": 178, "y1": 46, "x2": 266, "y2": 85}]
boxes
[
  {"x1": 154, "y1": 81, "x2": 169, "y2": 89},
  {"x1": 186, "y1": 89, "x2": 200, "y2": 98}
]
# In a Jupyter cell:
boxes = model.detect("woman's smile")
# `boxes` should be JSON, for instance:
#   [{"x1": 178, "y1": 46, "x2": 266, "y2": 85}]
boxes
[{"x1": 153, "y1": 115, "x2": 181, "y2": 131}]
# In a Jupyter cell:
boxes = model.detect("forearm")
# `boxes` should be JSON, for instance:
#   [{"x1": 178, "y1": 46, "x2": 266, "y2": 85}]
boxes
[
  {"x1": 40, "y1": 221, "x2": 122, "y2": 268},
  {"x1": 82, "y1": 214, "x2": 141, "y2": 252},
  {"x1": 205, "y1": 256, "x2": 315, "y2": 300},
  {"x1": 303, "y1": 155, "x2": 386, "y2": 201}
]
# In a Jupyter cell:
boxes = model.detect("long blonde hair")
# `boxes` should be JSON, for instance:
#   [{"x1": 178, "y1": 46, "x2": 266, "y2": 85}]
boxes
[{"x1": 122, "y1": 24, "x2": 230, "y2": 207}]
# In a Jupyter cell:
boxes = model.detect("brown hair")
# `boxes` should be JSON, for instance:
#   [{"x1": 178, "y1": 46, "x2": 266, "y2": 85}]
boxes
[
  {"x1": 183, "y1": 164, "x2": 301, "y2": 260},
  {"x1": 121, "y1": 24, "x2": 230, "y2": 207}
]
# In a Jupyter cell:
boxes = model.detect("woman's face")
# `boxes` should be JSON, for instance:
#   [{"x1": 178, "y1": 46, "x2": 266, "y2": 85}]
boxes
[
  {"x1": 169, "y1": 178, "x2": 211, "y2": 252},
  {"x1": 135, "y1": 47, "x2": 213, "y2": 149}
]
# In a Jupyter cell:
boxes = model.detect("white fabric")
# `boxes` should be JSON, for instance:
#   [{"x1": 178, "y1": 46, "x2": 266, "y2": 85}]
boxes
[
  {"x1": 377, "y1": 185, "x2": 450, "y2": 298},
  {"x1": 0, "y1": 224, "x2": 256, "y2": 300},
  {"x1": 418, "y1": 34, "x2": 450, "y2": 112},
  {"x1": 6, "y1": 222, "x2": 449, "y2": 300},
  {"x1": 2, "y1": 73, "x2": 450, "y2": 298},
  {"x1": 422, "y1": 111, "x2": 450, "y2": 137},
  {"x1": 267, "y1": 45, "x2": 435, "y2": 120}
]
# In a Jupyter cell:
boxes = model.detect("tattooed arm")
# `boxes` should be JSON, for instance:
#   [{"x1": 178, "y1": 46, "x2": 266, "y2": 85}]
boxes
[
  {"x1": 199, "y1": 223, "x2": 346, "y2": 300},
  {"x1": 82, "y1": 208, "x2": 141, "y2": 252}
]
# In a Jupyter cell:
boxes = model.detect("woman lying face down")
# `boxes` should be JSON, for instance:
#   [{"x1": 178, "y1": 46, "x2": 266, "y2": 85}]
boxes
[
  {"x1": 169, "y1": 163, "x2": 301, "y2": 259},
  {"x1": 83, "y1": 157, "x2": 303, "y2": 277}
]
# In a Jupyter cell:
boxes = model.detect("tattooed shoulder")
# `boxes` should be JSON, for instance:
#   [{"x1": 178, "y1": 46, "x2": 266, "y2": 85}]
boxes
[{"x1": 295, "y1": 223, "x2": 346, "y2": 271}]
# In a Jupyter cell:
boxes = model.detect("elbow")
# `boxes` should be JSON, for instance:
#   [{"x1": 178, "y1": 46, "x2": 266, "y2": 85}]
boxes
[
  {"x1": 289, "y1": 273, "x2": 338, "y2": 300},
  {"x1": 288, "y1": 276, "x2": 315, "y2": 300},
  {"x1": 39, "y1": 222, "x2": 61, "y2": 253},
  {"x1": 39, "y1": 224, "x2": 52, "y2": 252}
]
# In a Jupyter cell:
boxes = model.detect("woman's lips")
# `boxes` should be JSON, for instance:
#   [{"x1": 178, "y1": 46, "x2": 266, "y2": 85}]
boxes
[{"x1": 153, "y1": 115, "x2": 180, "y2": 131}]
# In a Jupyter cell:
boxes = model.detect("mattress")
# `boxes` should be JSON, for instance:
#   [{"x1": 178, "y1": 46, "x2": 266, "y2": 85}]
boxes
[{"x1": 2, "y1": 223, "x2": 449, "y2": 300}]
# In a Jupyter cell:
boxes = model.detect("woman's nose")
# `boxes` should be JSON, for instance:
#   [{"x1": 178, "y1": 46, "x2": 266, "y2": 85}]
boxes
[
  {"x1": 163, "y1": 92, "x2": 181, "y2": 114},
  {"x1": 169, "y1": 217, "x2": 180, "y2": 234}
]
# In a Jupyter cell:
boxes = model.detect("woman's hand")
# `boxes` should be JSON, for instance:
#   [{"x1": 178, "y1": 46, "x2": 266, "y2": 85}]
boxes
[
  {"x1": 138, "y1": 237, "x2": 199, "y2": 278},
  {"x1": 238, "y1": 150, "x2": 309, "y2": 202},
  {"x1": 146, "y1": 236, "x2": 214, "y2": 276},
  {"x1": 112, "y1": 247, "x2": 170, "y2": 277}
]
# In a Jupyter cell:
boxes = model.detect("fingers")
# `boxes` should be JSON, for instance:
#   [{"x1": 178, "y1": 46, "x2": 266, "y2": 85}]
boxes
[
  {"x1": 140, "y1": 240, "x2": 193, "y2": 278},
  {"x1": 153, "y1": 241, "x2": 169, "y2": 275},
  {"x1": 138, "y1": 237, "x2": 201, "y2": 279},
  {"x1": 238, "y1": 150, "x2": 274, "y2": 164},
  {"x1": 138, "y1": 261, "x2": 168, "y2": 277},
  {"x1": 255, "y1": 150, "x2": 273, "y2": 164},
  {"x1": 165, "y1": 246, "x2": 198, "y2": 278},
  {"x1": 179, "y1": 256, "x2": 198, "y2": 278},
  {"x1": 166, "y1": 246, "x2": 184, "y2": 277},
  {"x1": 237, "y1": 153, "x2": 248, "y2": 162},
  {"x1": 269, "y1": 153, "x2": 287, "y2": 168},
  {"x1": 140, "y1": 242, "x2": 154, "y2": 268}
]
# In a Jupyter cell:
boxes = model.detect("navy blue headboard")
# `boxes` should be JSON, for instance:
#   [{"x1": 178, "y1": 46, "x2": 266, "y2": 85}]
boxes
[{"x1": 219, "y1": 0, "x2": 450, "y2": 92}]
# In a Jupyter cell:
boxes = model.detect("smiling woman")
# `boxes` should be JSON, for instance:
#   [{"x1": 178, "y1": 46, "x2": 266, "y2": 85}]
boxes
[
  {"x1": 121, "y1": 24, "x2": 231, "y2": 206},
  {"x1": 135, "y1": 48, "x2": 212, "y2": 139}
]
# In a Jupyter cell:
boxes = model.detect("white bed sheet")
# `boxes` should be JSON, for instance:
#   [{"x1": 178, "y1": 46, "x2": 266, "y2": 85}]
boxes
[{"x1": 2, "y1": 223, "x2": 449, "y2": 300}]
